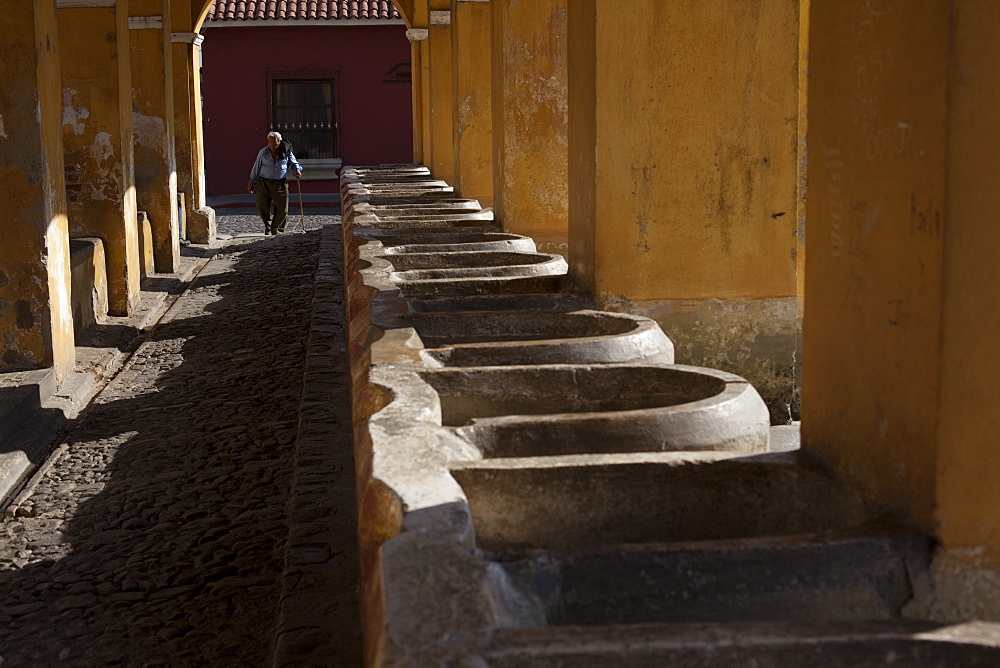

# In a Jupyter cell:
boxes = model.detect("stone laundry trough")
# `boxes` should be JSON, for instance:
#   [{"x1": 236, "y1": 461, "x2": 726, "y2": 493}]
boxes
[
  {"x1": 423, "y1": 363, "x2": 768, "y2": 457},
  {"x1": 491, "y1": 516, "x2": 930, "y2": 626},
  {"x1": 336, "y1": 165, "x2": 1000, "y2": 665},
  {"x1": 374, "y1": 231, "x2": 537, "y2": 255},
  {"x1": 387, "y1": 251, "x2": 564, "y2": 278},
  {"x1": 406, "y1": 309, "x2": 674, "y2": 367}
]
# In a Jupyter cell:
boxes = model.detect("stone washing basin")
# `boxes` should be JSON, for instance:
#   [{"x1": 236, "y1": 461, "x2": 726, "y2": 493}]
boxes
[
  {"x1": 385, "y1": 251, "x2": 554, "y2": 272},
  {"x1": 420, "y1": 363, "x2": 769, "y2": 457},
  {"x1": 494, "y1": 519, "x2": 928, "y2": 625},
  {"x1": 376, "y1": 232, "x2": 537, "y2": 255},
  {"x1": 405, "y1": 293, "x2": 595, "y2": 313},
  {"x1": 405, "y1": 310, "x2": 674, "y2": 367},
  {"x1": 356, "y1": 218, "x2": 499, "y2": 231},
  {"x1": 395, "y1": 273, "x2": 571, "y2": 298},
  {"x1": 358, "y1": 201, "x2": 482, "y2": 212},
  {"x1": 449, "y1": 452, "x2": 869, "y2": 551},
  {"x1": 389, "y1": 253, "x2": 565, "y2": 281},
  {"x1": 361, "y1": 208, "x2": 492, "y2": 219}
]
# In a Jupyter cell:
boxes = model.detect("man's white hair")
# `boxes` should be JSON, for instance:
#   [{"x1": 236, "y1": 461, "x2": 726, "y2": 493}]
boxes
[{"x1": 267, "y1": 131, "x2": 282, "y2": 141}]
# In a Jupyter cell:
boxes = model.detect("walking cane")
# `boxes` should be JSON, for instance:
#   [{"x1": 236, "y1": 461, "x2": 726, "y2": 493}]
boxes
[{"x1": 297, "y1": 176, "x2": 306, "y2": 233}]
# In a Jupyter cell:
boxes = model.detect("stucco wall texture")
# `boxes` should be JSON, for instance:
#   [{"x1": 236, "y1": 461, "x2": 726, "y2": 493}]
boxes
[
  {"x1": 200, "y1": 24, "x2": 413, "y2": 195},
  {"x1": 0, "y1": 0, "x2": 74, "y2": 377}
]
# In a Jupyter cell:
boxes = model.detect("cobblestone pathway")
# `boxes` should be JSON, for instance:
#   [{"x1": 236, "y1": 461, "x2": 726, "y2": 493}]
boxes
[{"x1": 0, "y1": 225, "x2": 354, "y2": 665}]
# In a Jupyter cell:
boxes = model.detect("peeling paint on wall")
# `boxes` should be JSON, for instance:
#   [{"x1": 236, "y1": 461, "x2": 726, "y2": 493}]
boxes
[
  {"x1": 132, "y1": 111, "x2": 166, "y2": 148},
  {"x1": 61, "y1": 88, "x2": 89, "y2": 135},
  {"x1": 91, "y1": 132, "x2": 114, "y2": 161}
]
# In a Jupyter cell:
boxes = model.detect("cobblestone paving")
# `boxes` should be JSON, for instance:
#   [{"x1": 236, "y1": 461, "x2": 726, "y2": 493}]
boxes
[
  {"x1": 0, "y1": 216, "x2": 345, "y2": 665},
  {"x1": 214, "y1": 206, "x2": 338, "y2": 237}
]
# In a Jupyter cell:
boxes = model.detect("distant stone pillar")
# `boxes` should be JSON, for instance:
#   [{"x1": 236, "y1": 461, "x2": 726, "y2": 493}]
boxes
[
  {"x1": 130, "y1": 1, "x2": 180, "y2": 272},
  {"x1": 58, "y1": 1, "x2": 141, "y2": 316},
  {"x1": 490, "y1": 0, "x2": 569, "y2": 256},
  {"x1": 804, "y1": 0, "x2": 1000, "y2": 620},
  {"x1": 171, "y1": 31, "x2": 215, "y2": 245},
  {"x1": 566, "y1": 0, "x2": 800, "y2": 421},
  {"x1": 451, "y1": 0, "x2": 493, "y2": 206},
  {"x1": 427, "y1": 5, "x2": 455, "y2": 183},
  {"x1": 0, "y1": 0, "x2": 75, "y2": 379}
]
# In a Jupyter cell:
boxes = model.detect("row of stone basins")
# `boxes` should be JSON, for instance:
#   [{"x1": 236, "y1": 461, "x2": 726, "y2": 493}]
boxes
[{"x1": 340, "y1": 166, "x2": 996, "y2": 665}]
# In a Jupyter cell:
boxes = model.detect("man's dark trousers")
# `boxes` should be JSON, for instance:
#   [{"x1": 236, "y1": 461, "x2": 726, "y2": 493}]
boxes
[{"x1": 255, "y1": 177, "x2": 289, "y2": 234}]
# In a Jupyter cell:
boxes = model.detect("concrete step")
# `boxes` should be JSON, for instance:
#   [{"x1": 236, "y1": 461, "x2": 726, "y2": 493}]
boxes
[
  {"x1": 0, "y1": 407, "x2": 66, "y2": 502},
  {"x1": 0, "y1": 368, "x2": 55, "y2": 447},
  {"x1": 496, "y1": 520, "x2": 930, "y2": 625},
  {"x1": 483, "y1": 620, "x2": 1000, "y2": 666}
]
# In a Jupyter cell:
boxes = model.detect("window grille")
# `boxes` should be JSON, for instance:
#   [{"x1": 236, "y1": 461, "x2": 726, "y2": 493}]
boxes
[{"x1": 266, "y1": 70, "x2": 341, "y2": 159}]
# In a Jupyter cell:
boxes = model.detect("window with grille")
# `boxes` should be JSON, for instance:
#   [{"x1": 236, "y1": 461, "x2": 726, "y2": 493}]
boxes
[{"x1": 268, "y1": 71, "x2": 340, "y2": 160}]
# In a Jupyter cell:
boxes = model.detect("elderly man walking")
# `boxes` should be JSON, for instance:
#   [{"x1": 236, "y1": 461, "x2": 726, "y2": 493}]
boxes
[{"x1": 247, "y1": 131, "x2": 303, "y2": 235}]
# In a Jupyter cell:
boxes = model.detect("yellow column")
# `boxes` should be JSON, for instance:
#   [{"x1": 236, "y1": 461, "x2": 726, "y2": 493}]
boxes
[
  {"x1": 451, "y1": 0, "x2": 493, "y2": 205},
  {"x1": 130, "y1": 0, "x2": 180, "y2": 272},
  {"x1": 58, "y1": 1, "x2": 141, "y2": 316},
  {"x1": 172, "y1": 21, "x2": 215, "y2": 244},
  {"x1": 408, "y1": 32, "x2": 425, "y2": 164},
  {"x1": 0, "y1": 0, "x2": 75, "y2": 379},
  {"x1": 567, "y1": 0, "x2": 800, "y2": 421},
  {"x1": 804, "y1": 0, "x2": 1000, "y2": 620},
  {"x1": 410, "y1": 0, "x2": 432, "y2": 167},
  {"x1": 491, "y1": 0, "x2": 569, "y2": 254},
  {"x1": 427, "y1": 3, "x2": 455, "y2": 182}
]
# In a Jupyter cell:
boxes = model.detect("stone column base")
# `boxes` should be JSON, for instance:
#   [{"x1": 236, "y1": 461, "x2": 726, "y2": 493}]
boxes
[{"x1": 186, "y1": 206, "x2": 216, "y2": 245}]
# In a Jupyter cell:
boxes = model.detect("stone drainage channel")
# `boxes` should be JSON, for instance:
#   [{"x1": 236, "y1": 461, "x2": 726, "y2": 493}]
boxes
[{"x1": 342, "y1": 165, "x2": 1000, "y2": 665}]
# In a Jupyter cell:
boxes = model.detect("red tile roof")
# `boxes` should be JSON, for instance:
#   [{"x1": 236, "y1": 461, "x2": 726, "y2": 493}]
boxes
[{"x1": 205, "y1": 1, "x2": 401, "y2": 22}]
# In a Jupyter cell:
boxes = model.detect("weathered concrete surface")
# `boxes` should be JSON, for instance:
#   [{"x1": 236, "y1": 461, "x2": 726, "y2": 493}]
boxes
[
  {"x1": 58, "y1": 3, "x2": 141, "y2": 317},
  {"x1": 450, "y1": 452, "x2": 868, "y2": 550},
  {"x1": 129, "y1": 0, "x2": 180, "y2": 274},
  {"x1": 68, "y1": 239, "x2": 108, "y2": 336},
  {"x1": 491, "y1": 0, "x2": 570, "y2": 250},
  {"x1": 482, "y1": 621, "x2": 1000, "y2": 665},
  {"x1": 136, "y1": 212, "x2": 155, "y2": 277},
  {"x1": 0, "y1": 0, "x2": 75, "y2": 378},
  {"x1": 497, "y1": 520, "x2": 930, "y2": 625}
]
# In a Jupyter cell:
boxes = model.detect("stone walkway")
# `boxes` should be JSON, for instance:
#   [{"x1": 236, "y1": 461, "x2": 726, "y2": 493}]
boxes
[{"x1": 0, "y1": 221, "x2": 360, "y2": 665}]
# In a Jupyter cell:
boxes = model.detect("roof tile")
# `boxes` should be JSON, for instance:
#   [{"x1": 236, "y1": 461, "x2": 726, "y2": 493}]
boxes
[{"x1": 205, "y1": 0, "x2": 401, "y2": 21}]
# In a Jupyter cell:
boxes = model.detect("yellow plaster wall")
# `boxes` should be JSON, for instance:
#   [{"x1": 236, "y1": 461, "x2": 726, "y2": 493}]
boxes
[
  {"x1": 491, "y1": 0, "x2": 569, "y2": 255},
  {"x1": 172, "y1": 42, "x2": 195, "y2": 217},
  {"x1": 131, "y1": 0, "x2": 181, "y2": 272},
  {"x1": 412, "y1": 0, "x2": 431, "y2": 167},
  {"x1": 59, "y1": 5, "x2": 141, "y2": 316},
  {"x1": 567, "y1": 0, "x2": 800, "y2": 421},
  {"x1": 572, "y1": 0, "x2": 799, "y2": 301},
  {"x1": 408, "y1": 39, "x2": 425, "y2": 163},
  {"x1": 935, "y1": 1, "x2": 1000, "y2": 559},
  {"x1": 427, "y1": 19, "x2": 455, "y2": 183},
  {"x1": 451, "y1": 0, "x2": 493, "y2": 205},
  {"x1": 802, "y1": 0, "x2": 948, "y2": 529},
  {"x1": 0, "y1": 0, "x2": 75, "y2": 378}
]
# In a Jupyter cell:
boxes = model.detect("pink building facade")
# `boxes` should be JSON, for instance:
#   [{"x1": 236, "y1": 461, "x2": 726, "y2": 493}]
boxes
[{"x1": 201, "y1": 4, "x2": 412, "y2": 195}]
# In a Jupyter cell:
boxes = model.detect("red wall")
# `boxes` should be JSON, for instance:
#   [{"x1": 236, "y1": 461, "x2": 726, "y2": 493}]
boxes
[{"x1": 201, "y1": 24, "x2": 413, "y2": 195}]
